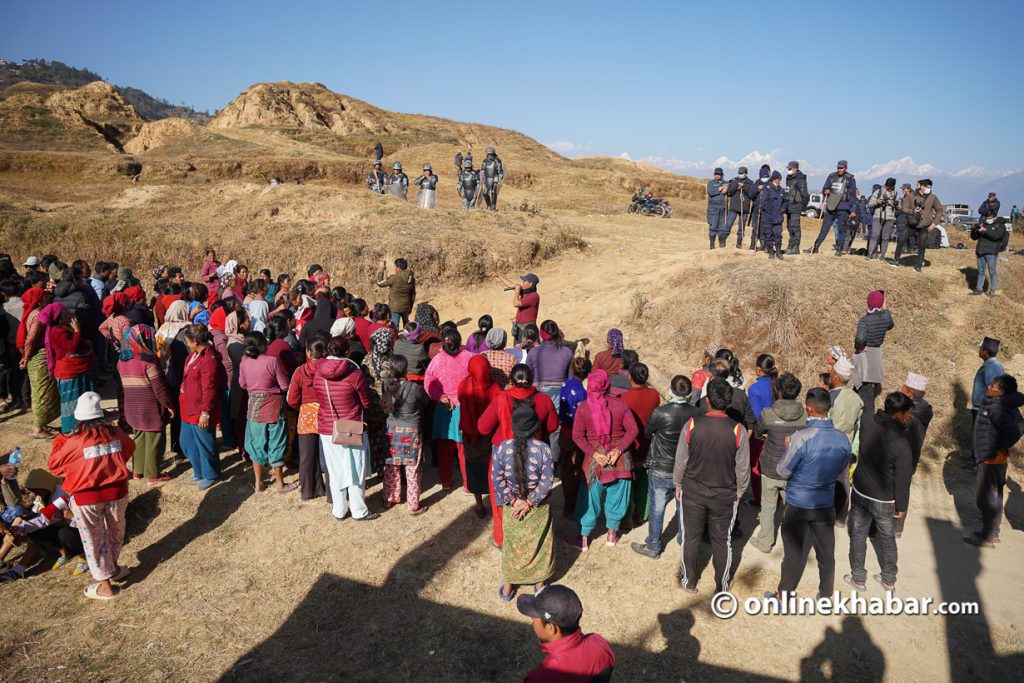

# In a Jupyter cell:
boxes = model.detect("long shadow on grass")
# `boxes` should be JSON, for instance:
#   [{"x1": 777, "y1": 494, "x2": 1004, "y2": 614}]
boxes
[
  {"x1": 128, "y1": 457, "x2": 253, "y2": 584},
  {"x1": 217, "y1": 502, "x2": 800, "y2": 683}
]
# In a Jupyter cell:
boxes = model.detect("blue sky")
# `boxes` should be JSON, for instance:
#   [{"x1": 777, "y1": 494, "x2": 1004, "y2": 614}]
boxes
[{"x1": 4, "y1": 0, "x2": 1023, "y2": 176}]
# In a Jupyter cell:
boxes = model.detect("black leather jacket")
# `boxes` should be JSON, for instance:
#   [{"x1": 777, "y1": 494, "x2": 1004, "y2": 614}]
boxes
[{"x1": 644, "y1": 402, "x2": 702, "y2": 475}]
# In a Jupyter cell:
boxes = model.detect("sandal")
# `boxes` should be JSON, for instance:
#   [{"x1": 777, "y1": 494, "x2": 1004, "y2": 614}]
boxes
[
  {"x1": 72, "y1": 560, "x2": 89, "y2": 576},
  {"x1": 498, "y1": 584, "x2": 516, "y2": 602},
  {"x1": 84, "y1": 582, "x2": 116, "y2": 600},
  {"x1": 409, "y1": 505, "x2": 428, "y2": 516},
  {"x1": 52, "y1": 556, "x2": 71, "y2": 571},
  {"x1": 275, "y1": 482, "x2": 299, "y2": 494}
]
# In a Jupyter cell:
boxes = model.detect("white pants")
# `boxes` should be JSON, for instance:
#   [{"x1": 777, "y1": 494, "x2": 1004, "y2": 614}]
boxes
[{"x1": 320, "y1": 435, "x2": 370, "y2": 520}]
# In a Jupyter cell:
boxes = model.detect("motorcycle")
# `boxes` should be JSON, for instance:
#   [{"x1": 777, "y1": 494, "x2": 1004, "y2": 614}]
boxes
[{"x1": 628, "y1": 198, "x2": 672, "y2": 218}]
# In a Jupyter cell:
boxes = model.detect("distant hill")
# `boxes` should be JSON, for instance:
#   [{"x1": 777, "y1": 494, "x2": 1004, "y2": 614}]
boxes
[{"x1": 0, "y1": 58, "x2": 209, "y2": 124}]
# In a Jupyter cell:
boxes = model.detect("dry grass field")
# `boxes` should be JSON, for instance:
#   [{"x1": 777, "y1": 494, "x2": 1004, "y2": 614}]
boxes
[{"x1": 0, "y1": 79, "x2": 1022, "y2": 682}]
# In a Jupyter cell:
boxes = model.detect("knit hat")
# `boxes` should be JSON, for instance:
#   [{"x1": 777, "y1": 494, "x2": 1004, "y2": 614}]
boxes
[
  {"x1": 330, "y1": 317, "x2": 356, "y2": 338},
  {"x1": 511, "y1": 402, "x2": 540, "y2": 438},
  {"x1": 770, "y1": 171, "x2": 782, "y2": 181},
  {"x1": 759, "y1": 164, "x2": 771, "y2": 178},
  {"x1": 787, "y1": 161, "x2": 799, "y2": 170},
  {"x1": 905, "y1": 372, "x2": 929, "y2": 392},
  {"x1": 738, "y1": 166, "x2": 748, "y2": 174},
  {"x1": 713, "y1": 167, "x2": 724, "y2": 176},
  {"x1": 867, "y1": 290, "x2": 885, "y2": 310},
  {"x1": 833, "y1": 357, "x2": 854, "y2": 381},
  {"x1": 73, "y1": 391, "x2": 104, "y2": 421},
  {"x1": 485, "y1": 327, "x2": 507, "y2": 350}
]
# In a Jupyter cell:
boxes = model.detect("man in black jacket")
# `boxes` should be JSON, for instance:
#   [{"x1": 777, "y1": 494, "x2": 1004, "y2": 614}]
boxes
[
  {"x1": 724, "y1": 166, "x2": 754, "y2": 248},
  {"x1": 784, "y1": 161, "x2": 809, "y2": 254},
  {"x1": 966, "y1": 374, "x2": 1023, "y2": 547},
  {"x1": 631, "y1": 375, "x2": 701, "y2": 559},
  {"x1": 844, "y1": 392, "x2": 915, "y2": 594},
  {"x1": 971, "y1": 216, "x2": 1008, "y2": 296},
  {"x1": 674, "y1": 379, "x2": 750, "y2": 594}
]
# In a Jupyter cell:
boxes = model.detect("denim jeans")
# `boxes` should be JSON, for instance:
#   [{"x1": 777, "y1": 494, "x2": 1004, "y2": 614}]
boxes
[
  {"x1": 644, "y1": 470, "x2": 680, "y2": 553},
  {"x1": 180, "y1": 422, "x2": 221, "y2": 481},
  {"x1": 816, "y1": 209, "x2": 849, "y2": 248},
  {"x1": 847, "y1": 490, "x2": 898, "y2": 586},
  {"x1": 390, "y1": 311, "x2": 410, "y2": 329},
  {"x1": 976, "y1": 254, "x2": 998, "y2": 292}
]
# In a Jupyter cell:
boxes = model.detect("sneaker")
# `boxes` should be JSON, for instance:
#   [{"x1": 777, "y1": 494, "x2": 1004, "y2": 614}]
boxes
[
  {"x1": 842, "y1": 574, "x2": 866, "y2": 591},
  {"x1": 680, "y1": 580, "x2": 698, "y2": 594},
  {"x1": 354, "y1": 512, "x2": 380, "y2": 521},
  {"x1": 970, "y1": 290, "x2": 984, "y2": 296},
  {"x1": 563, "y1": 534, "x2": 588, "y2": 551},
  {"x1": 606, "y1": 530, "x2": 621, "y2": 547},
  {"x1": 872, "y1": 574, "x2": 895, "y2": 593},
  {"x1": 72, "y1": 560, "x2": 89, "y2": 576},
  {"x1": 630, "y1": 542, "x2": 660, "y2": 559},
  {"x1": 964, "y1": 535, "x2": 995, "y2": 549},
  {"x1": 52, "y1": 556, "x2": 71, "y2": 571},
  {"x1": 147, "y1": 474, "x2": 172, "y2": 485}
]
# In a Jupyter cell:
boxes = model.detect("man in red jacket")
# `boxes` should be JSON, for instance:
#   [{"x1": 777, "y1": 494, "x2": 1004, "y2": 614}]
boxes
[{"x1": 518, "y1": 585, "x2": 615, "y2": 682}]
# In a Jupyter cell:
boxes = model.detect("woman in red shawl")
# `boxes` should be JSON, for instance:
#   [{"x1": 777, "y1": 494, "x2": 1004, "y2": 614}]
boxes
[
  {"x1": 566, "y1": 369, "x2": 639, "y2": 550},
  {"x1": 458, "y1": 356, "x2": 501, "y2": 518},
  {"x1": 477, "y1": 364, "x2": 558, "y2": 549},
  {"x1": 41, "y1": 303, "x2": 96, "y2": 434},
  {"x1": 17, "y1": 287, "x2": 59, "y2": 438}
]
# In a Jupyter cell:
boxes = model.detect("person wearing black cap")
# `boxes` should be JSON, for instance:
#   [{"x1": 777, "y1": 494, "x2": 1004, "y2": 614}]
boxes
[
  {"x1": 977, "y1": 192, "x2": 1000, "y2": 219},
  {"x1": 867, "y1": 178, "x2": 899, "y2": 260},
  {"x1": 811, "y1": 160, "x2": 858, "y2": 255},
  {"x1": 517, "y1": 585, "x2": 616, "y2": 682},
  {"x1": 760, "y1": 171, "x2": 786, "y2": 260},
  {"x1": 706, "y1": 168, "x2": 728, "y2": 249},
  {"x1": 784, "y1": 161, "x2": 809, "y2": 254},
  {"x1": 747, "y1": 164, "x2": 773, "y2": 251},
  {"x1": 494, "y1": 402, "x2": 556, "y2": 601},
  {"x1": 724, "y1": 166, "x2": 754, "y2": 248},
  {"x1": 891, "y1": 179, "x2": 941, "y2": 272}
]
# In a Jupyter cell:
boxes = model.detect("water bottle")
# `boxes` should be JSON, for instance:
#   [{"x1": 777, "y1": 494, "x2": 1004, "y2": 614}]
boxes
[{"x1": 7, "y1": 447, "x2": 21, "y2": 467}]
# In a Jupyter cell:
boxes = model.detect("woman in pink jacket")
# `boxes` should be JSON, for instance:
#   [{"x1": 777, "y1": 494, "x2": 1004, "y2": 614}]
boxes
[{"x1": 423, "y1": 329, "x2": 473, "y2": 492}]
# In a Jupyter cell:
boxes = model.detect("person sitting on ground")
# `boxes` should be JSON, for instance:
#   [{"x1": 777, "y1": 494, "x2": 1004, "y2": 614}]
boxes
[{"x1": 517, "y1": 585, "x2": 615, "y2": 683}]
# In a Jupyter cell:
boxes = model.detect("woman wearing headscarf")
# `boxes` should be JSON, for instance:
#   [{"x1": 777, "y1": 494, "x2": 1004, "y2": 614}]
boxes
[
  {"x1": 48, "y1": 392, "x2": 135, "y2": 600},
  {"x1": 299, "y1": 294, "x2": 335, "y2": 348},
  {"x1": 482, "y1": 328, "x2": 516, "y2": 389},
  {"x1": 314, "y1": 337, "x2": 376, "y2": 521},
  {"x1": 458, "y1": 355, "x2": 502, "y2": 517},
  {"x1": 179, "y1": 324, "x2": 224, "y2": 490},
  {"x1": 330, "y1": 317, "x2": 367, "y2": 366},
  {"x1": 567, "y1": 369, "x2": 639, "y2": 550},
  {"x1": 593, "y1": 328, "x2": 624, "y2": 375},
  {"x1": 42, "y1": 304, "x2": 96, "y2": 434},
  {"x1": 18, "y1": 288, "x2": 59, "y2": 438},
  {"x1": 98, "y1": 293, "x2": 131, "y2": 357},
  {"x1": 225, "y1": 310, "x2": 251, "y2": 461},
  {"x1": 156, "y1": 299, "x2": 191, "y2": 459},
  {"x1": 424, "y1": 329, "x2": 473, "y2": 492},
  {"x1": 493, "y1": 402, "x2": 555, "y2": 601},
  {"x1": 287, "y1": 337, "x2": 328, "y2": 501},
  {"x1": 477, "y1": 364, "x2": 559, "y2": 549},
  {"x1": 368, "y1": 327, "x2": 395, "y2": 385},
  {"x1": 238, "y1": 331, "x2": 295, "y2": 493},
  {"x1": 413, "y1": 303, "x2": 443, "y2": 358},
  {"x1": 117, "y1": 325, "x2": 174, "y2": 483},
  {"x1": 381, "y1": 355, "x2": 430, "y2": 514},
  {"x1": 853, "y1": 289, "x2": 894, "y2": 413}
]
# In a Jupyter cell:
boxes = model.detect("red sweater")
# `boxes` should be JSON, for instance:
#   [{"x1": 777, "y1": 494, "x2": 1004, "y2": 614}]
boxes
[
  {"x1": 477, "y1": 388, "x2": 558, "y2": 446},
  {"x1": 524, "y1": 631, "x2": 616, "y2": 683},
  {"x1": 48, "y1": 428, "x2": 135, "y2": 505},
  {"x1": 50, "y1": 327, "x2": 94, "y2": 379},
  {"x1": 353, "y1": 316, "x2": 373, "y2": 352},
  {"x1": 287, "y1": 360, "x2": 319, "y2": 409},
  {"x1": 622, "y1": 386, "x2": 661, "y2": 458},
  {"x1": 180, "y1": 347, "x2": 224, "y2": 425}
]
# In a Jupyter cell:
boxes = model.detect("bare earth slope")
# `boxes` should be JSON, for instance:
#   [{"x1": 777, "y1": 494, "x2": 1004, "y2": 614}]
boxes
[{"x1": 0, "y1": 79, "x2": 1021, "y2": 682}]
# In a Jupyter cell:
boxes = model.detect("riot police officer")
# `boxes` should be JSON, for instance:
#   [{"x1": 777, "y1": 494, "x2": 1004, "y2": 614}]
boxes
[
  {"x1": 457, "y1": 158, "x2": 480, "y2": 209},
  {"x1": 366, "y1": 160, "x2": 387, "y2": 194},
  {"x1": 480, "y1": 146, "x2": 505, "y2": 211},
  {"x1": 415, "y1": 163, "x2": 439, "y2": 209},
  {"x1": 388, "y1": 162, "x2": 409, "y2": 200}
]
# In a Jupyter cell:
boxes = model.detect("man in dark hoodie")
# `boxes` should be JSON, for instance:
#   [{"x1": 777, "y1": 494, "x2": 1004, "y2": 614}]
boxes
[
  {"x1": 760, "y1": 171, "x2": 786, "y2": 260},
  {"x1": 750, "y1": 373, "x2": 807, "y2": 553},
  {"x1": 784, "y1": 161, "x2": 808, "y2": 254},
  {"x1": 811, "y1": 160, "x2": 858, "y2": 255},
  {"x1": 977, "y1": 192, "x2": 1000, "y2": 219},
  {"x1": 747, "y1": 165, "x2": 772, "y2": 251},
  {"x1": 966, "y1": 374, "x2": 1023, "y2": 548},
  {"x1": 632, "y1": 375, "x2": 701, "y2": 559},
  {"x1": 844, "y1": 392, "x2": 914, "y2": 593},
  {"x1": 724, "y1": 166, "x2": 754, "y2": 248},
  {"x1": 706, "y1": 168, "x2": 728, "y2": 249},
  {"x1": 376, "y1": 258, "x2": 416, "y2": 328}
]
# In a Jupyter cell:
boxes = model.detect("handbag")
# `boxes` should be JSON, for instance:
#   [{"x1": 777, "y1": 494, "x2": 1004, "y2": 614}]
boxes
[{"x1": 323, "y1": 377, "x2": 365, "y2": 447}]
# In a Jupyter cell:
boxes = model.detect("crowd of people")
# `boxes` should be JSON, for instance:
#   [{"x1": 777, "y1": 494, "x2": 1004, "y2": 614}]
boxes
[
  {"x1": 703, "y1": 161, "x2": 1012, "y2": 291},
  {"x1": 365, "y1": 145, "x2": 506, "y2": 211},
  {"x1": 0, "y1": 246, "x2": 1019, "y2": 677}
]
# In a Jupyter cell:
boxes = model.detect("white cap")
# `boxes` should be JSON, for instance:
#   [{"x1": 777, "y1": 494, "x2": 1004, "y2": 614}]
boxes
[
  {"x1": 330, "y1": 317, "x2": 356, "y2": 338},
  {"x1": 905, "y1": 372, "x2": 929, "y2": 392},
  {"x1": 833, "y1": 357, "x2": 854, "y2": 381},
  {"x1": 23, "y1": 256, "x2": 39, "y2": 267},
  {"x1": 73, "y1": 392, "x2": 104, "y2": 421}
]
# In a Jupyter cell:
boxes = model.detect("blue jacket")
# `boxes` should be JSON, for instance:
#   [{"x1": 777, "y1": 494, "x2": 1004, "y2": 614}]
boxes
[
  {"x1": 822, "y1": 172, "x2": 858, "y2": 212},
  {"x1": 707, "y1": 179, "x2": 727, "y2": 208},
  {"x1": 972, "y1": 357, "x2": 1005, "y2": 409},
  {"x1": 759, "y1": 183, "x2": 786, "y2": 224},
  {"x1": 748, "y1": 178, "x2": 772, "y2": 207},
  {"x1": 558, "y1": 377, "x2": 587, "y2": 427},
  {"x1": 777, "y1": 418, "x2": 851, "y2": 509},
  {"x1": 747, "y1": 375, "x2": 774, "y2": 420}
]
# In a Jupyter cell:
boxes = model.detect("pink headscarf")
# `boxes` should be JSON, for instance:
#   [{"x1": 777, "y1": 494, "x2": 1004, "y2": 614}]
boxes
[
  {"x1": 38, "y1": 302, "x2": 65, "y2": 377},
  {"x1": 586, "y1": 370, "x2": 612, "y2": 445}
]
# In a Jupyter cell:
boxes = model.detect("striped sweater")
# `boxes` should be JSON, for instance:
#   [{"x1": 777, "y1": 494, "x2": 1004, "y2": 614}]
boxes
[{"x1": 117, "y1": 356, "x2": 173, "y2": 431}]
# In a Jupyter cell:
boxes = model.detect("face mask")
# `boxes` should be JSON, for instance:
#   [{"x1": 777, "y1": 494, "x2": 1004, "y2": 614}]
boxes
[
  {"x1": 923, "y1": 188, "x2": 931, "y2": 195},
  {"x1": 986, "y1": 218, "x2": 995, "y2": 225},
  {"x1": 739, "y1": 173, "x2": 747, "y2": 179},
  {"x1": 788, "y1": 170, "x2": 795, "y2": 176}
]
